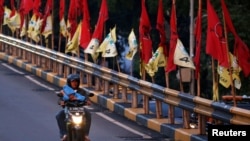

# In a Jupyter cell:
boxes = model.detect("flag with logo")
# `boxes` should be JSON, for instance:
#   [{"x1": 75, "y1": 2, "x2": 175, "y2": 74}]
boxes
[
  {"x1": 145, "y1": 46, "x2": 166, "y2": 77},
  {"x1": 218, "y1": 53, "x2": 241, "y2": 89},
  {"x1": 174, "y1": 39, "x2": 195, "y2": 69},
  {"x1": 84, "y1": 0, "x2": 108, "y2": 61},
  {"x1": 84, "y1": 38, "x2": 100, "y2": 61},
  {"x1": 126, "y1": 29, "x2": 138, "y2": 60},
  {"x1": 220, "y1": 0, "x2": 250, "y2": 77},
  {"x1": 206, "y1": 0, "x2": 229, "y2": 68},
  {"x1": 7, "y1": 11, "x2": 21, "y2": 33},
  {"x1": 3, "y1": 6, "x2": 11, "y2": 25},
  {"x1": 96, "y1": 26, "x2": 117, "y2": 57},
  {"x1": 29, "y1": 17, "x2": 43, "y2": 43},
  {"x1": 27, "y1": 14, "x2": 37, "y2": 38}
]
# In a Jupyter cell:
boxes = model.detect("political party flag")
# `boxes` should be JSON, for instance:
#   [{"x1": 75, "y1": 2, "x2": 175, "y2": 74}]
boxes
[
  {"x1": 126, "y1": 29, "x2": 138, "y2": 60},
  {"x1": 174, "y1": 39, "x2": 195, "y2": 69}
]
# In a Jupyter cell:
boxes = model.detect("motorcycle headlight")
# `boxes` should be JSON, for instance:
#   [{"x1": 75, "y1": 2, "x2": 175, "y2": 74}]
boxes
[{"x1": 72, "y1": 113, "x2": 83, "y2": 125}]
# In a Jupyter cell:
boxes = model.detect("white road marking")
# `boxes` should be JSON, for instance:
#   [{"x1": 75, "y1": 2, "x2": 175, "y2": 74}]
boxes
[
  {"x1": 2, "y1": 63, "x2": 25, "y2": 75},
  {"x1": 2, "y1": 63, "x2": 55, "y2": 91},
  {"x1": 2, "y1": 62, "x2": 151, "y2": 138},
  {"x1": 25, "y1": 75, "x2": 55, "y2": 91},
  {"x1": 96, "y1": 112, "x2": 152, "y2": 139}
]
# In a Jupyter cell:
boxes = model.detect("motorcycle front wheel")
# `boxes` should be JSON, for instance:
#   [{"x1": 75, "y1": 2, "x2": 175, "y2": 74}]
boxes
[{"x1": 73, "y1": 128, "x2": 85, "y2": 141}]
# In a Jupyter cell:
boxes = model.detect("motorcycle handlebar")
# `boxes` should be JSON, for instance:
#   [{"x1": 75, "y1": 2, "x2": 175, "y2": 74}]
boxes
[{"x1": 65, "y1": 100, "x2": 86, "y2": 107}]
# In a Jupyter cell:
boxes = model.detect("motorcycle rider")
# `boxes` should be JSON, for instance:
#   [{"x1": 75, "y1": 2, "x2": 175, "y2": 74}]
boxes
[{"x1": 56, "y1": 74, "x2": 92, "y2": 141}]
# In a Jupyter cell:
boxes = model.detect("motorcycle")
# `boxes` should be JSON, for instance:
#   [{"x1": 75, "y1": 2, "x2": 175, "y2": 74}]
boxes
[{"x1": 57, "y1": 92, "x2": 94, "y2": 141}]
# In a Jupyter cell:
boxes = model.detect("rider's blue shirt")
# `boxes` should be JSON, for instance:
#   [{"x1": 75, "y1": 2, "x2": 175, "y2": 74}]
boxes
[{"x1": 62, "y1": 85, "x2": 85, "y2": 101}]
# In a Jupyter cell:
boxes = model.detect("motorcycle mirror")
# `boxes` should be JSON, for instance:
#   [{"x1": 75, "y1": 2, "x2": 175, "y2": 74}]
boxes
[{"x1": 55, "y1": 91, "x2": 63, "y2": 97}]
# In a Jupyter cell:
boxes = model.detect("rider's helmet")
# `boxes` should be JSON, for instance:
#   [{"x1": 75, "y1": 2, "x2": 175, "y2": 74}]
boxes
[{"x1": 67, "y1": 74, "x2": 80, "y2": 88}]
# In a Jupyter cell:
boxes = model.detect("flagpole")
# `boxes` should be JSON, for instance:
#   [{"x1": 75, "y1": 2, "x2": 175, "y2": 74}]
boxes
[
  {"x1": 221, "y1": 7, "x2": 236, "y2": 107},
  {"x1": 51, "y1": 0, "x2": 54, "y2": 50},
  {"x1": 189, "y1": 0, "x2": 195, "y2": 96}
]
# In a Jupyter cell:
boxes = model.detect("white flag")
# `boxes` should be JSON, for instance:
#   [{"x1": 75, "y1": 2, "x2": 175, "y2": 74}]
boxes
[
  {"x1": 174, "y1": 39, "x2": 195, "y2": 69},
  {"x1": 42, "y1": 14, "x2": 52, "y2": 38},
  {"x1": 3, "y1": 6, "x2": 11, "y2": 25},
  {"x1": 7, "y1": 11, "x2": 21, "y2": 33},
  {"x1": 84, "y1": 38, "x2": 99, "y2": 55},
  {"x1": 126, "y1": 29, "x2": 138, "y2": 60},
  {"x1": 60, "y1": 17, "x2": 67, "y2": 37},
  {"x1": 96, "y1": 26, "x2": 117, "y2": 57}
]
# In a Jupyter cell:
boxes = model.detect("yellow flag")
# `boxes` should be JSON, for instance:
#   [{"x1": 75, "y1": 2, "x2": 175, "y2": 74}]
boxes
[
  {"x1": 20, "y1": 18, "x2": 27, "y2": 37},
  {"x1": 27, "y1": 14, "x2": 37, "y2": 38},
  {"x1": 7, "y1": 11, "x2": 21, "y2": 33},
  {"x1": 65, "y1": 22, "x2": 81, "y2": 55},
  {"x1": 97, "y1": 26, "x2": 117, "y2": 57},
  {"x1": 30, "y1": 18, "x2": 43, "y2": 43},
  {"x1": 126, "y1": 29, "x2": 138, "y2": 60},
  {"x1": 174, "y1": 39, "x2": 195, "y2": 69},
  {"x1": 3, "y1": 7, "x2": 11, "y2": 25},
  {"x1": 102, "y1": 40, "x2": 117, "y2": 57},
  {"x1": 111, "y1": 25, "x2": 117, "y2": 42},
  {"x1": 218, "y1": 53, "x2": 241, "y2": 89},
  {"x1": 213, "y1": 81, "x2": 219, "y2": 101},
  {"x1": 145, "y1": 47, "x2": 166, "y2": 77},
  {"x1": 218, "y1": 66, "x2": 231, "y2": 88},
  {"x1": 85, "y1": 38, "x2": 99, "y2": 55},
  {"x1": 42, "y1": 15, "x2": 52, "y2": 38},
  {"x1": 60, "y1": 17, "x2": 68, "y2": 37},
  {"x1": 96, "y1": 34, "x2": 111, "y2": 53}
]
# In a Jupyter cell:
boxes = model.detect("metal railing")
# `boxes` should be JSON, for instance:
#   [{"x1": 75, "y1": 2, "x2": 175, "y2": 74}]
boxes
[{"x1": 0, "y1": 34, "x2": 250, "y2": 135}]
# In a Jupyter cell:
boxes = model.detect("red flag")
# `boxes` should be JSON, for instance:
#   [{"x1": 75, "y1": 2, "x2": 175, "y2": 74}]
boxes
[
  {"x1": 234, "y1": 37, "x2": 250, "y2": 77},
  {"x1": 156, "y1": 0, "x2": 168, "y2": 57},
  {"x1": 19, "y1": 0, "x2": 34, "y2": 33},
  {"x1": 139, "y1": 0, "x2": 152, "y2": 64},
  {"x1": 92, "y1": 0, "x2": 109, "y2": 41},
  {"x1": 9, "y1": 0, "x2": 16, "y2": 17},
  {"x1": 206, "y1": 0, "x2": 229, "y2": 68},
  {"x1": 41, "y1": 0, "x2": 53, "y2": 33},
  {"x1": 221, "y1": 0, "x2": 250, "y2": 77},
  {"x1": 10, "y1": 0, "x2": 15, "y2": 11},
  {"x1": 220, "y1": 0, "x2": 237, "y2": 36},
  {"x1": 33, "y1": 0, "x2": 42, "y2": 18},
  {"x1": 0, "y1": 0, "x2": 4, "y2": 22},
  {"x1": 80, "y1": 0, "x2": 92, "y2": 49},
  {"x1": 19, "y1": 0, "x2": 33, "y2": 15},
  {"x1": 194, "y1": 0, "x2": 202, "y2": 79},
  {"x1": 59, "y1": 0, "x2": 65, "y2": 21},
  {"x1": 68, "y1": 0, "x2": 80, "y2": 38},
  {"x1": 166, "y1": 0, "x2": 178, "y2": 73}
]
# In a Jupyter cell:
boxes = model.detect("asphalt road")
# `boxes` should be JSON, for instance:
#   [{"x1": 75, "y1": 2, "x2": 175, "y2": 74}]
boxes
[{"x1": 0, "y1": 60, "x2": 170, "y2": 141}]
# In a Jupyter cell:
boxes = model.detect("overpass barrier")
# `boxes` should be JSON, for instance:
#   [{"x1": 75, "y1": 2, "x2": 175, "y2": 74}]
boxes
[{"x1": 1, "y1": 34, "x2": 250, "y2": 141}]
